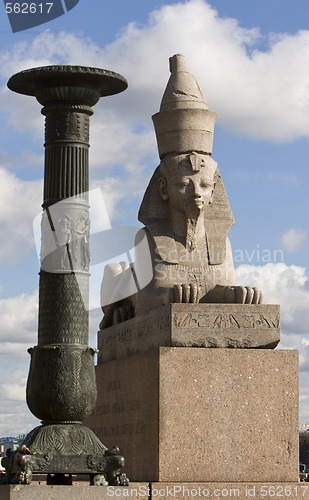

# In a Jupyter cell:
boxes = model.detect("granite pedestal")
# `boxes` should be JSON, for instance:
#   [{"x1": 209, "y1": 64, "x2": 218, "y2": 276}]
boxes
[{"x1": 85, "y1": 346, "x2": 299, "y2": 483}]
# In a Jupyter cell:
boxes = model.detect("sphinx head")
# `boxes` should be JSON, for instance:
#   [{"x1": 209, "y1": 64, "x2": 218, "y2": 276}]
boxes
[{"x1": 158, "y1": 152, "x2": 217, "y2": 218}]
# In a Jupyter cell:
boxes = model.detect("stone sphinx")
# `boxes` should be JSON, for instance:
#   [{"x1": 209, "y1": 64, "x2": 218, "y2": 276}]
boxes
[
  {"x1": 85, "y1": 57, "x2": 290, "y2": 488},
  {"x1": 100, "y1": 54, "x2": 264, "y2": 331}
]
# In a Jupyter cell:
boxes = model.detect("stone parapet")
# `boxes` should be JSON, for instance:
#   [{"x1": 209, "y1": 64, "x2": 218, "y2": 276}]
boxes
[
  {"x1": 149, "y1": 483, "x2": 308, "y2": 500},
  {"x1": 0, "y1": 483, "x2": 148, "y2": 499},
  {"x1": 2, "y1": 482, "x2": 308, "y2": 500}
]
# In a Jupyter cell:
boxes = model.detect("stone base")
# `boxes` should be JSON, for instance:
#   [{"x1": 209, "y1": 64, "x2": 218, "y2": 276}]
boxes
[
  {"x1": 85, "y1": 347, "x2": 299, "y2": 482},
  {"x1": 1, "y1": 424, "x2": 127, "y2": 485},
  {"x1": 2, "y1": 483, "x2": 308, "y2": 500},
  {"x1": 0, "y1": 483, "x2": 147, "y2": 499},
  {"x1": 98, "y1": 304, "x2": 280, "y2": 363},
  {"x1": 149, "y1": 483, "x2": 307, "y2": 500}
]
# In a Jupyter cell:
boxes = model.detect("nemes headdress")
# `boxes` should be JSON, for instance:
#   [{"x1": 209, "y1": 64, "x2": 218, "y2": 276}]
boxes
[{"x1": 139, "y1": 54, "x2": 235, "y2": 265}]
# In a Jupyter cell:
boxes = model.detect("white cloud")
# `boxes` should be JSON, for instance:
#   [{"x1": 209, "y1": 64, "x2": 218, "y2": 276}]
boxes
[
  {"x1": 0, "y1": 168, "x2": 42, "y2": 263},
  {"x1": 0, "y1": 403, "x2": 39, "y2": 437},
  {"x1": 0, "y1": 31, "x2": 102, "y2": 80},
  {"x1": 0, "y1": 353, "x2": 39, "y2": 436},
  {"x1": 99, "y1": 0, "x2": 309, "y2": 141},
  {"x1": 0, "y1": 292, "x2": 102, "y2": 436},
  {"x1": 236, "y1": 262, "x2": 309, "y2": 334},
  {"x1": 0, "y1": 298, "x2": 102, "y2": 436},
  {"x1": 0, "y1": 290, "x2": 38, "y2": 344},
  {"x1": 1, "y1": 371, "x2": 27, "y2": 402},
  {"x1": 236, "y1": 262, "x2": 309, "y2": 423},
  {"x1": 279, "y1": 228, "x2": 308, "y2": 252}
]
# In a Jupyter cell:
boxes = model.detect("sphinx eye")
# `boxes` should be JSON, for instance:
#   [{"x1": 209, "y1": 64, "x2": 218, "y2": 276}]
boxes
[
  {"x1": 200, "y1": 182, "x2": 212, "y2": 189},
  {"x1": 177, "y1": 180, "x2": 189, "y2": 187}
]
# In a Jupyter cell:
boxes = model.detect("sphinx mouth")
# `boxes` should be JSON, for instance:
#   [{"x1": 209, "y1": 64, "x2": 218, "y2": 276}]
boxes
[{"x1": 194, "y1": 199, "x2": 204, "y2": 208}]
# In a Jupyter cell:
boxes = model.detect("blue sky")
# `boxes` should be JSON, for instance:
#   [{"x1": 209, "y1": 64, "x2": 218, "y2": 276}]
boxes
[{"x1": 0, "y1": 0, "x2": 308, "y2": 435}]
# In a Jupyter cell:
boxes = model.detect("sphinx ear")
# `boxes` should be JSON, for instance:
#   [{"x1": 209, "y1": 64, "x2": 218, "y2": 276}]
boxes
[{"x1": 158, "y1": 177, "x2": 169, "y2": 201}]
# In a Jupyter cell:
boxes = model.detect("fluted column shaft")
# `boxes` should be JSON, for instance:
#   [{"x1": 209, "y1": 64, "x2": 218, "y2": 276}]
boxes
[{"x1": 43, "y1": 103, "x2": 91, "y2": 204}]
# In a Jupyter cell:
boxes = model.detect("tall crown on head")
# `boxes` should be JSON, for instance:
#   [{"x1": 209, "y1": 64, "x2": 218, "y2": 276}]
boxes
[{"x1": 152, "y1": 53, "x2": 217, "y2": 159}]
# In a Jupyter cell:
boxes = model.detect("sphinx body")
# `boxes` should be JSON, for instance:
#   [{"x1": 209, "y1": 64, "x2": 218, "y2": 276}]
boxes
[{"x1": 100, "y1": 152, "x2": 262, "y2": 328}]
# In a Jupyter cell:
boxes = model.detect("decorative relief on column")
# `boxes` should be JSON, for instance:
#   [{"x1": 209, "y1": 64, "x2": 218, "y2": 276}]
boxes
[
  {"x1": 38, "y1": 272, "x2": 88, "y2": 345},
  {"x1": 40, "y1": 201, "x2": 90, "y2": 273},
  {"x1": 26, "y1": 345, "x2": 97, "y2": 423},
  {"x1": 44, "y1": 107, "x2": 91, "y2": 145},
  {"x1": 58, "y1": 209, "x2": 90, "y2": 271}
]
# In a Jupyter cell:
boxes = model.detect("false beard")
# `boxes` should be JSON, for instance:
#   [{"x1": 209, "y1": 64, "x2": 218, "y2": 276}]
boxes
[{"x1": 185, "y1": 205, "x2": 203, "y2": 252}]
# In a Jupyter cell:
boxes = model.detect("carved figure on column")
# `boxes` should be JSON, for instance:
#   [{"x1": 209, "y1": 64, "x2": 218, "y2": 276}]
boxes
[{"x1": 101, "y1": 54, "x2": 262, "y2": 328}]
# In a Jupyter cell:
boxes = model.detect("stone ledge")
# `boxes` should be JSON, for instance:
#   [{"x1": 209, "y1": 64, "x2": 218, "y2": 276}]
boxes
[
  {"x1": 0, "y1": 482, "x2": 148, "y2": 499},
  {"x1": 98, "y1": 303, "x2": 280, "y2": 363},
  {"x1": 2, "y1": 482, "x2": 306, "y2": 500},
  {"x1": 149, "y1": 483, "x2": 306, "y2": 500}
]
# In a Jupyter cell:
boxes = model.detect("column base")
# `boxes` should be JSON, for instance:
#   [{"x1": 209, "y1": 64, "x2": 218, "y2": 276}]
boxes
[{"x1": 1, "y1": 424, "x2": 128, "y2": 486}]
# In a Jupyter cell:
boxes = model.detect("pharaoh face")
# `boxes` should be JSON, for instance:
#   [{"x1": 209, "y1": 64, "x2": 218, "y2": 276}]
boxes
[{"x1": 158, "y1": 153, "x2": 216, "y2": 217}]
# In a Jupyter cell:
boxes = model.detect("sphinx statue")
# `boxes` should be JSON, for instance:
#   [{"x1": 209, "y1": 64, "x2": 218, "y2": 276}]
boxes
[{"x1": 100, "y1": 54, "x2": 262, "y2": 328}]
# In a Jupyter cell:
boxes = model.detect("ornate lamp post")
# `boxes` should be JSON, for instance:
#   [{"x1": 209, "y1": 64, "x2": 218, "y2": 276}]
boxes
[{"x1": 4, "y1": 65, "x2": 128, "y2": 485}]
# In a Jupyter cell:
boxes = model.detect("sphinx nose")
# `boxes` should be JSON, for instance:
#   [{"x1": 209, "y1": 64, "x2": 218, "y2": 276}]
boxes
[{"x1": 193, "y1": 183, "x2": 202, "y2": 197}]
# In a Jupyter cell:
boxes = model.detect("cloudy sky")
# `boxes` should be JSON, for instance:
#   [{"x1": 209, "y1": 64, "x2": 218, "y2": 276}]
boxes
[{"x1": 0, "y1": 0, "x2": 308, "y2": 436}]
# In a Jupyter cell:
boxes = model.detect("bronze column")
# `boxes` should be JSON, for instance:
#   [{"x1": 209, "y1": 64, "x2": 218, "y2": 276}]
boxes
[{"x1": 5, "y1": 65, "x2": 128, "y2": 485}]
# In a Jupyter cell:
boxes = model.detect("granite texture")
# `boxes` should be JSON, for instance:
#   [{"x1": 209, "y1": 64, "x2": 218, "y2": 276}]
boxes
[
  {"x1": 0, "y1": 483, "x2": 148, "y2": 499},
  {"x1": 150, "y1": 483, "x2": 307, "y2": 500},
  {"x1": 98, "y1": 303, "x2": 280, "y2": 362},
  {"x1": 2, "y1": 482, "x2": 307, "y2": 500},
  {"x1": 85, "y1": 348, "x2": 299, "y2": 483}
]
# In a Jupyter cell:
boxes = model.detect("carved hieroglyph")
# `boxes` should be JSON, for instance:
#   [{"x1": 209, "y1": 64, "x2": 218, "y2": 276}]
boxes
[{"x1": 99, "y1": 304, "x2": 280, "y2": 362}]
